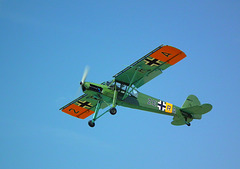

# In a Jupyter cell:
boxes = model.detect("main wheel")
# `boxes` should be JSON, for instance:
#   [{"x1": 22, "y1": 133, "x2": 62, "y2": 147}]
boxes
[
  {"x1": 186, "y1": 122, "x2": 191, "y2": 126},
  {"x1": 110, "y1": 107, "x2": 117, "y2": 115},
  {"x1": 88, "y1": 120, "x2": 95, "y2": 127}
]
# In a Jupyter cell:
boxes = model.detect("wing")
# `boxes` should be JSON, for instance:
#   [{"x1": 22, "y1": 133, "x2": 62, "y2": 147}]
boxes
[
  {"x1": 60, "y1": 94, "x2": 107, "y2": 119},
  {"x1": 113, "y1": 45, "x2": 186, "y2": 88}
]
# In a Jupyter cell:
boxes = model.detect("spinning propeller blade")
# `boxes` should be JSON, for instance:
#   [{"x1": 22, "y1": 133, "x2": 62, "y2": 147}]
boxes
[
  {"x1": 76, "y1": 66, "x2": 90, "y2": 97},
  {"x1": 81, "y1": 66, "x2": 89, "y2": 85}
]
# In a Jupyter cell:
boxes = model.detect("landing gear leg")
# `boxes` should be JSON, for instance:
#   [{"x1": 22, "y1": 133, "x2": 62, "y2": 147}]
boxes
[
  {"x1": 88, "y1": 100, "x2": 101, "y2": 128},
  {"x1": 110, "y1": 83, "x2": 118, "y2": 115}
]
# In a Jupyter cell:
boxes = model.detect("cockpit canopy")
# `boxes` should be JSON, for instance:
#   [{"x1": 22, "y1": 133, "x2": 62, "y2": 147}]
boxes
[{"x1": 102, "y1": 80, "x2": 139, "y2": 97}]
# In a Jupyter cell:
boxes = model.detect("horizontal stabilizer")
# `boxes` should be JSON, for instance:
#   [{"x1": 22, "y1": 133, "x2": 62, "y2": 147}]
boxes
[
  {"x1": 180, "y1": 104, "x2": 212, "y2": 115},
  {"x1": 171, "y1": 119, "x2": 185, "y2": 126},
  {"x1": 171, "y1": 114, "x2": 193, "y2": 126}
]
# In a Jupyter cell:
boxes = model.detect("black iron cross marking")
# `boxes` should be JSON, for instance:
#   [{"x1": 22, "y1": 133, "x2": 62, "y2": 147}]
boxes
[
  {"x1": 76, "y1": 101, "x2": 92, "y2": 108},
  {"x1": 144, "y1": 57, "x2": 161, "y2": 66},
  {"x1": 158, "y1": 100, "x2": 166, "y2": 111}
]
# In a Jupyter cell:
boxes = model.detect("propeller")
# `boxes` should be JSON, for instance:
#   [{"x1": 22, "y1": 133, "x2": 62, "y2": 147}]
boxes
[
  {"x1": 76, "y1": 66, "x2": 89, "y2": 97},
  {"x1": 81, "y1": 66, "x2": 89, "y2": 85}
]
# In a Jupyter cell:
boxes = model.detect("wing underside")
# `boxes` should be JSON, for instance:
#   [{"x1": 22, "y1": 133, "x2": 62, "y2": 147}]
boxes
[
  {"x1": 113, "y1": 45, "x2": 186, "y2": 88},
  {"x1": 60, "y1": 94, "x2": 98, "y2": 119}
]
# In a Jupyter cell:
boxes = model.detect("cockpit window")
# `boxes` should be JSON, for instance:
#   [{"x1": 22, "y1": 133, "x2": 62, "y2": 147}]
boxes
[
  {"x1": 102, "y1": 81, "x2": 139, "y2": 98},
  {"x1": 102, "y1": 80, "x2": 113, "y2": 86},
  {"x1": 116, "y1": 82, "x2": 139, "y2": 97},
  {"x1": 131, "y1": 88, "x2": 139, "y2": 97}
]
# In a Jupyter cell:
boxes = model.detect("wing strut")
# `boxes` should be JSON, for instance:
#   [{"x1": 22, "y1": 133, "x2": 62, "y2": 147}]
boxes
[
  {"x1": 112, "y1": 82, "x2": 118, "y2": 107},
  {"x1": 121, "y1": 66, "x2": 140, "y2": 100}
]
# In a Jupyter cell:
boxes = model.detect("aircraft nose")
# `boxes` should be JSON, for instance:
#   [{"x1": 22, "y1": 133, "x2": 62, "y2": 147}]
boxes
[
  {"x1": 80, "y1": 82, "x2": 86, "y2": 91},
  {"x1": 82, "y1": 84, "x2": 86, "y2": 91}
]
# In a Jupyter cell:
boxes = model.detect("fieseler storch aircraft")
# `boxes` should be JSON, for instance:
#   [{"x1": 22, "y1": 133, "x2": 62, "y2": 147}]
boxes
[{"x1": 60, "y1": 45, "x2": 212, "y2": 127}]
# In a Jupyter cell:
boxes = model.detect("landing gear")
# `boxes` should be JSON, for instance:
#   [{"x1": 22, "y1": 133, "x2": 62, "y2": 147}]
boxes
[
  {"x1": 111, "y1": 84, "x2": 117, "y2": 116},
  {"x1": 88, "y1": 100, "x2": 101, "y2": 128},
  {"x1": 87, "y1": 86, "x2": 118, "y2": 127},
  {"x1": 182, "y1": 112, "x2": 192, "y2": 127},
  {"x1": 88, "y1": 120, "x2": 95, "y2": 127},
  {"x1": 110, "y1": 107, "x2": 117, "y2": 115}
]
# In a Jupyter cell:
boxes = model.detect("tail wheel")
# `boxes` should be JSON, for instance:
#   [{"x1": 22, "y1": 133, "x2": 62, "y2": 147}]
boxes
[
  {"x1": 184, "y1": 116, "x2": 191, "y2": 126},
  {"x1": 88, "y1": 120, "x2": 95, "y2": 127},
  {"x1": 110, "y1": 107, "x2": 117, "y2": 115}
]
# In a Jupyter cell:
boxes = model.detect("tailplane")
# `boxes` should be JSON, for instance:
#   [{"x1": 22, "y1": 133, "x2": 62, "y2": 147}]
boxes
[{"x1": 171, "y1": 95, "x2": 212, "y2": 126}]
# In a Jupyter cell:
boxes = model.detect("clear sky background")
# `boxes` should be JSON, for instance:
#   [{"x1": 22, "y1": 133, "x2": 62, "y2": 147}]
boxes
[{"x1": 0, "y1": 0, "x2": 240, "y2": 169}]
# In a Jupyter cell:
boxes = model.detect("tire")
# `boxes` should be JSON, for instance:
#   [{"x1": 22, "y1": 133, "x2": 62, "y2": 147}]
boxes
[
  {"x1": 88, "y1": 120, "x2": 95, "y2": 127},
  {"x1": 110, "y1": 107, "x2": 117, "y2": 115}
]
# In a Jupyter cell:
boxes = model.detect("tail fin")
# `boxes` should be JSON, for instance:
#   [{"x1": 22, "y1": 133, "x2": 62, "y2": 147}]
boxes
[
  {"x1": 181, "y1": 95, "x2": 212, "y2": 117},
  {"x1": 181, "y1": 95, "x2": 201, "y2": 108},
  {"x1": 171, "y1": 95, "x2": 212, "y2": 126}
]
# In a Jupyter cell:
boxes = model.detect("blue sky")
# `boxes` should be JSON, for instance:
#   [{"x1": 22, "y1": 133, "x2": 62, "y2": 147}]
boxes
[{"x1": 0, "y1": 0, "x2": 240, "y2": 168}]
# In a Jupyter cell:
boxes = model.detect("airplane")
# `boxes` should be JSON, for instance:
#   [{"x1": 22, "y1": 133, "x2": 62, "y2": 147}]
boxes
[{"x1": 60, "y1": 45, "x2": 212, "y2": 127}]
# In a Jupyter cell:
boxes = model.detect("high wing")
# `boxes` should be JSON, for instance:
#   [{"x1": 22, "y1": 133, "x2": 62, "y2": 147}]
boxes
[
  {"x1": 113, "y1": 45, "x2": 186, "y2": 88},
  {"x1": 59, "y1": 94, "x2": 107, "y2": 119}
]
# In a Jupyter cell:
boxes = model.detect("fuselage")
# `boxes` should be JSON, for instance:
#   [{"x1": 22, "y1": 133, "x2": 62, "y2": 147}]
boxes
[{"x1": 82, "y1": 81, "x2": 180, "y2": 116}]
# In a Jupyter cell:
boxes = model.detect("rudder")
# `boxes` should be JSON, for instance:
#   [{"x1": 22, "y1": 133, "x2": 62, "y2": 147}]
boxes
[{"x1": 181, "y1": 95, "x2": 201, "y2": 108}]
